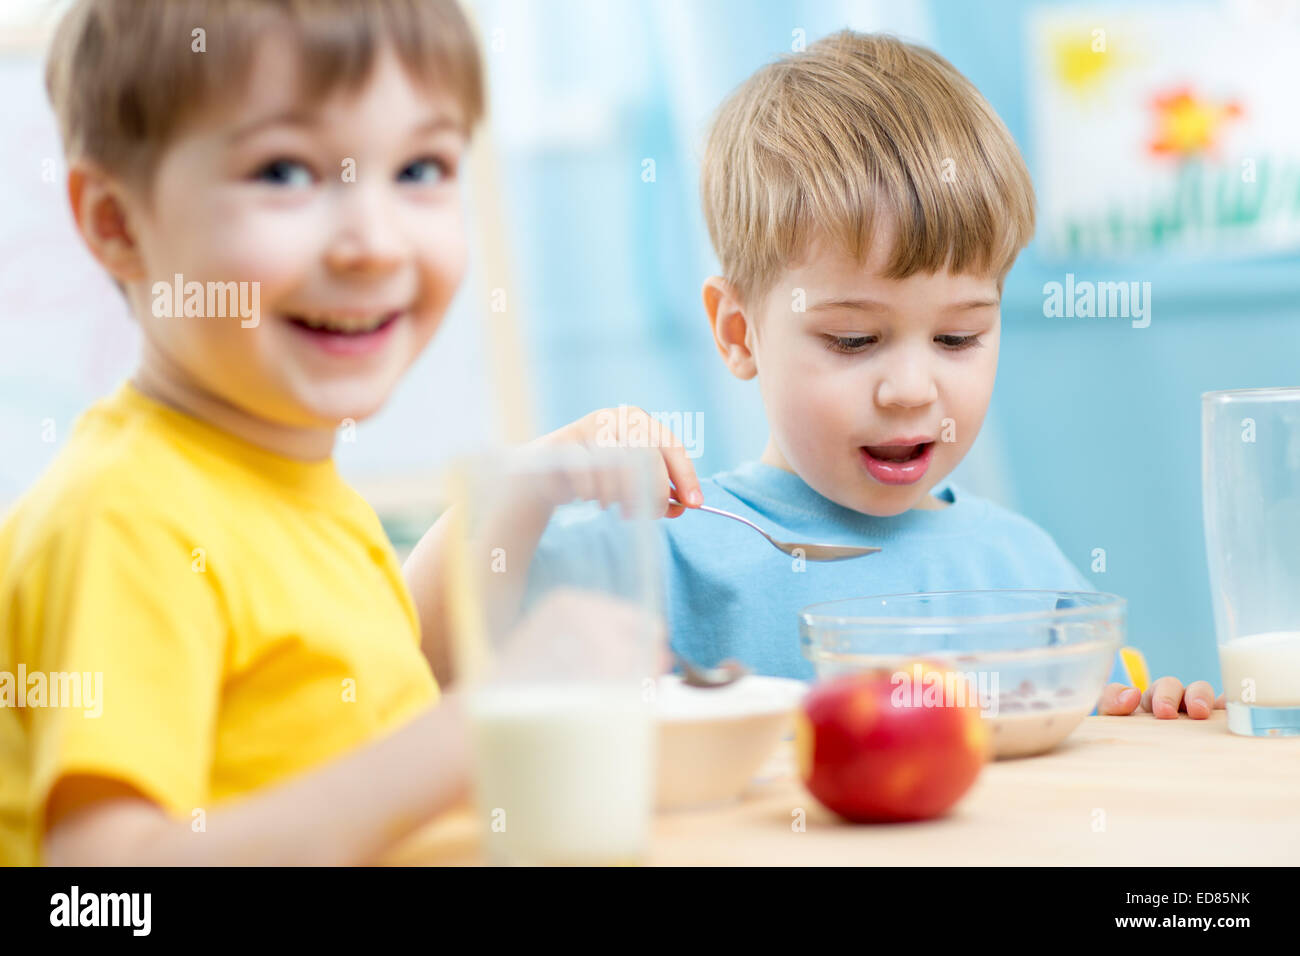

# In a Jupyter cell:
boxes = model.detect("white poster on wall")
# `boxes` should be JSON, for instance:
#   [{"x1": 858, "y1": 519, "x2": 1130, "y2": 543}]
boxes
[{"x1": 1027, "y1": 1, "x2": 1300, "y2": 261}]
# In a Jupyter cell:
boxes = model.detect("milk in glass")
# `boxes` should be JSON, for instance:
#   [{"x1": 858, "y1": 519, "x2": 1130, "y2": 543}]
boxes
[{"x1": 468, "y1": 683, "x2": 653, "y2": 866}]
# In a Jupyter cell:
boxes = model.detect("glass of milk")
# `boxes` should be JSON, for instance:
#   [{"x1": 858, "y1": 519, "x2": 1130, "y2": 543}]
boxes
[
  {"x1": 1203, "y1": 387, "x2": 1300, "y2": 736},
  {"x1": 446, "y1": 445, "x2": 665, "y2": 864}
]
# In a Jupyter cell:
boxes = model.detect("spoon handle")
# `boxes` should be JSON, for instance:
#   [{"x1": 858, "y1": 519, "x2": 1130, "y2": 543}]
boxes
[{"x1": 667, "y1": 497, "x2": 880, "y2": 561}]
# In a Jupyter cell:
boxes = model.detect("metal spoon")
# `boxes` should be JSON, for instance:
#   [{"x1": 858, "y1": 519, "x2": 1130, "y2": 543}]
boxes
[
  {"x1": 677, "y1": 654, "x2": 750, "y2": 689},
  {"x1": 668, "y1": 498, "x2": 881, "y2": 561}
]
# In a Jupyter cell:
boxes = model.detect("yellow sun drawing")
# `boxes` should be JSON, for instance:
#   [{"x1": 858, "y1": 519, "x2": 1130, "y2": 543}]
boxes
[{"x1": 1051, "y1": 28, "x2": 1122, "y2": 94}]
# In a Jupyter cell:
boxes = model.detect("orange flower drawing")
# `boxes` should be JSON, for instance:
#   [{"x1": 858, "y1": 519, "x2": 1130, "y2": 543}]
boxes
[{"x1": 1148, "y1": 86, "x2": 1243, "y2": 158}]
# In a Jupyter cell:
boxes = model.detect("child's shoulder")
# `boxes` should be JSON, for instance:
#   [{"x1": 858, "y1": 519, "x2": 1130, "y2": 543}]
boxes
[
  {"x1": 949, "y1": 483, "x2": 1065, "y2": 545},
  {"x1": 946, "y1": 482, "x2": 1090, "y2": 587},
  {"x1": 1, "y1": 385, "x2": 229, "y2": 564}
]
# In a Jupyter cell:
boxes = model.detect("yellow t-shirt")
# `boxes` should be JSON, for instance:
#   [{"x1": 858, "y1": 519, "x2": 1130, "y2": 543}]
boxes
[{"x1": 0, "y1": 382, "x2": 438, "y2": 865}]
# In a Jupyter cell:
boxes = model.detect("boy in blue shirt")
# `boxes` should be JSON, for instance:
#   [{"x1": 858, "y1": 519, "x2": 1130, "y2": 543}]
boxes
[{"x1": 408, "y1": 31, "x2": 1221, "y2": 721}]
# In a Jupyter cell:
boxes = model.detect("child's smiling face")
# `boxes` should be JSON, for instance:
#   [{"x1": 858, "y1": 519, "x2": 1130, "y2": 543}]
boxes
[
  {"x1": 706, "y1": 226, "x2": 1001, "y2": 517},
  {"x1": 101, "y1": 29, "x2": 470, "y2": 441}
]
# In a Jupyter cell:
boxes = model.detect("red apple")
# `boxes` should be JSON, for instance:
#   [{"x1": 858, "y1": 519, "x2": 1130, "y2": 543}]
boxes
[{"x1": 795, "y1": 661, "x2": 991, "y2": 822}]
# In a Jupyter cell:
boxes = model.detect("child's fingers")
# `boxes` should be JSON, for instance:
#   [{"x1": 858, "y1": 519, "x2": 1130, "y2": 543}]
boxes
[
  {"x1": 596, "y1": 448, "x2": 669, "y2": 519},
  {"x1": 589, "y1": 457, "x2": 622, "y2": 510},
  {"x1": 583, "y1": 444, "x2": 633, "y2": 512},
  {"x1": 652, "y1": 454, "x2": 678, "y2": 518},
  {"x1": 500, "y1": 588, "x2": 661, "y2": 682},
  {"x1": 1214, "y1": 692, "x2": 1226, "y2": 710},
  {"x1": 559, "y1": 463, "x2": 598, "y2": 507},
  {"x1": 1097, "y1": 682, "x2": 1142, "y2": 715},
  {"x1": 1182, "y1": 680, "x2": 1217, "y2": 719},
  {"x1": 660, "y1": 442, "x2": 702, "y2": 514},
  {"x1": 595, "y1": 445, "x2": 671, "y2": 518},
  {"x1": 623, "y1": 409, "x2": 698, "y2": 517},
  {"x1": 519, "y1": 459, "x2": 586, "y2": 510},
  {"x1": 633, "y1": 410, "x2": 700, "y2": 514},
  {"x1": 639, "y1": 435, "x2": 683, "y2": 519},
  {"x1": 1140, "y1": 676, "x2": 1185, "y2": 719},
  {"x1": 568, "y1": 407, "x2": 701, "y2": 517}
]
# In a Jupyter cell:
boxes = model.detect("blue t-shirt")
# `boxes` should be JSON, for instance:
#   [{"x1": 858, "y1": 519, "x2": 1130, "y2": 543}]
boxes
[{"x1": 528, "y1": 461, "x2": 1127, "y2": 689}]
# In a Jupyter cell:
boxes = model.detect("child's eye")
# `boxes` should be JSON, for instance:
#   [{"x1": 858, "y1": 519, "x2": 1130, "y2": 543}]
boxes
[
  {"x1": 825, "y1": 335, "x2": 877, "y2": 354},
  {"x1": 935, "y1": 334, "x2": 981, "y2": 350},
  {"x1": 253, "y1": 158, "x2": 315, "y2": 187},
  {"x1": 399, "y1": 156, "x2": 452, "y2": 185}
]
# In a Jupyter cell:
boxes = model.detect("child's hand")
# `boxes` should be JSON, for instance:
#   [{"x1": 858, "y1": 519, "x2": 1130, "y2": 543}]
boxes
[
  {"x1": 1097, "y1": 677, "x2": 1226, "y2": 719},
  {"x1": 532, "y1": 406, "x2": 703, "y2": 518},
  {"x1": 495, "y1": 587, "x2": 670, "y2": 682}
]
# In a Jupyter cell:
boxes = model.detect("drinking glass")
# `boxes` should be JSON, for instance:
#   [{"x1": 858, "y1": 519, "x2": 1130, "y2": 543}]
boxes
[
  {"x1": 445, "y1": 444, "x2": 666, "y2": 863},
  {"x1": 1203, "y1": 387, "x2": 1300, "y2": 737}
]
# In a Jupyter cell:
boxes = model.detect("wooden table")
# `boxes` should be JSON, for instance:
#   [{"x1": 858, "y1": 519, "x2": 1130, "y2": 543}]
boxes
[{"x1": 383, "y1": 712, "x2": 1300, "y2": 866}]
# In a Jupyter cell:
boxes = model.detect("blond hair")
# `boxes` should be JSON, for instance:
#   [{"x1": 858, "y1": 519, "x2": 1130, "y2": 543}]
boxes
[
  {"x1": 44, "y1": 0, "x2": 485, "y2": 201},
  {"x1": 700, "y1": 31, "x2": 1035, "y2": 305}
]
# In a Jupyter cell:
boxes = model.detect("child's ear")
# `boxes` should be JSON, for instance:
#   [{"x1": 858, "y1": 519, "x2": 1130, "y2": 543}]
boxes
[
  {"x1": 702, "y1": 276, "x2": 757, "y2": 381},
  {"x1": 67, "y1": 161, "x2": 147, "y2": 284}
]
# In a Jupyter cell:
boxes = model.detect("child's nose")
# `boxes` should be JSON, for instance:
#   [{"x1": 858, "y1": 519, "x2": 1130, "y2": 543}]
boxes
[
  {"x1": 875, "y1": 360, "x2": 939, "y2": 408},
  {"x1": 324, "y1": 186, "x2": 406, "y2": 276}
]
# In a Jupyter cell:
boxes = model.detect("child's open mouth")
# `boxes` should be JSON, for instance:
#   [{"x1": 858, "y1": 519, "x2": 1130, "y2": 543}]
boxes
[
  {"x1": 285, "y1": 310, "x2": 403, "y2": 356},
  {"x1": 859, "y1": 441, "x2": 934, "y2": 485}
]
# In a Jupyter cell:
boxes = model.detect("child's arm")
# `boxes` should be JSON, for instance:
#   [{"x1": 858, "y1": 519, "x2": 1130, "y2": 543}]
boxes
[
  {"x1": 404, "y1": 406, "x2": 701, "y2": 687},
  {"x1": 43, "y1": 694, "x2": 470, "y2": 866},
  {"x1": 403, "y1": 512, "x2": 465, "y2": 687},
  {"x1": 44, "y1": 583, "x2": 659, "y2": 865}
]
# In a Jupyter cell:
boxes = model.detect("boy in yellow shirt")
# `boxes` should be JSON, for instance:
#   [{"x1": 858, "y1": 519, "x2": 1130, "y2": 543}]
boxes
[{"x1": 1, "y1": 0, "x2": 672, "y2": 866}]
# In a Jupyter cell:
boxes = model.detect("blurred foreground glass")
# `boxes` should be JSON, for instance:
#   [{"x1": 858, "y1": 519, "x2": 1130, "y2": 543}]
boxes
[
  {"x1": 1203, "y1": 387, "x2": 1300, "y2": 737},
  {"x1": 445, "y1": 445, "x2": 665, "y2": 864}
]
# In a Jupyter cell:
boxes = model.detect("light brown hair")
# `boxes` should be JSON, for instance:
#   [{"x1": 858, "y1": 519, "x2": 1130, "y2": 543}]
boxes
[
  {"x1": 699, "y1": 30, "x2": 1035, "y2": 305},
  {"x1": 44, "y1": 0, "x2": 485, "y2": 202}
]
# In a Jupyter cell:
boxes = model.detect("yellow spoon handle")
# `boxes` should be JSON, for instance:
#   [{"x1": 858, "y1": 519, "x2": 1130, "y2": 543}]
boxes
[{"x1": 1119, "y1": 646, "x2": 1150, "y2": 693}]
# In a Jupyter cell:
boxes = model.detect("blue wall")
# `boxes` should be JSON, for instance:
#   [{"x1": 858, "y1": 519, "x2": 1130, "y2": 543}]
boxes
[{"x1": 933, "y1": 0, "x2": 1300, "y2": 684}]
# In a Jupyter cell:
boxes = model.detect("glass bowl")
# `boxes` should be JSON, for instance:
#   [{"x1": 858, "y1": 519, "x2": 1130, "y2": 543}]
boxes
[{"x1": 799, "y1": 590, "x2": 1125, "y2": 758}]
